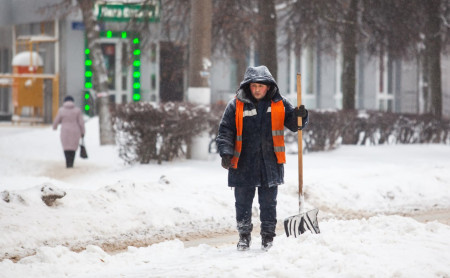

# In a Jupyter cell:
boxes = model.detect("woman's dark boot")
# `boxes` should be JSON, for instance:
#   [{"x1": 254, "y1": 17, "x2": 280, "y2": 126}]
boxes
[{"x1": 64, "y1": 151, "x2": 75, "y2": 168}]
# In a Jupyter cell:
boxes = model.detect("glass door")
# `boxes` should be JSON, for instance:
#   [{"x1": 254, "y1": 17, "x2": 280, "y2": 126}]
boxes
[{"x1": 100, "y1": 39, "x2": 131, "y2": 104}]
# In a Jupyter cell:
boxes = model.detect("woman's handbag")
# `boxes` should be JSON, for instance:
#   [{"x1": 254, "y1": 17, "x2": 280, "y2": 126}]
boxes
[{"x1": 80, "y1": 138, "x2": 88, "y2": 159}]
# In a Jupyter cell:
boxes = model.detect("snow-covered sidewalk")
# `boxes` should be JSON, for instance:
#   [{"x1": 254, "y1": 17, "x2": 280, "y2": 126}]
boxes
[
  {"x1": 3, "y1": 215, "x2": 450, "y2": 278},
  {"x1": 1, "y1": 118, "x2": 450, "y2": 277}
]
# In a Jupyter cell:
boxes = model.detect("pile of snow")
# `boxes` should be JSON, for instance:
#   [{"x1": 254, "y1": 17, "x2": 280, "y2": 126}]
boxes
[
  {"x1": 0, "y1": 118, "x2": 449, "y2": 277},
  {"x1": 12, "y1": 51, "x2": 43, "y2": 67}
]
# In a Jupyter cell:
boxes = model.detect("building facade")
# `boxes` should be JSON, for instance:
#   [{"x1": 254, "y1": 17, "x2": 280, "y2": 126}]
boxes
[
  {"x1": 0, "y1": 0, "x2": 449, "y2": 122},
  {"x1": 0, "y1": 0, "x2": 160, "y2": 122}
]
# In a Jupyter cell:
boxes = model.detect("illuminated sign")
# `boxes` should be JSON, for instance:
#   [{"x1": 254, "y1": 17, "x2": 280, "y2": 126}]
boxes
[
  {"x1": 95, "y1": 1, "x2": 160, "y2": 22},
  {"x1": 84, "y1": 30, "x2": 142, "y2": 114}
]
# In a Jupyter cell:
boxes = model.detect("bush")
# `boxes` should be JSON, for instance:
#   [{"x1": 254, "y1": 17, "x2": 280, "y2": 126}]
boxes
[
  {"x1": 114, "y1": 102, "x2": 218, "y2": 164},
  {"x1": 297, "y1": 110, "x2": 450, "y2": 152},
  {"x1": 115, "y1": 103, "x2": 450, "y2": 163}
]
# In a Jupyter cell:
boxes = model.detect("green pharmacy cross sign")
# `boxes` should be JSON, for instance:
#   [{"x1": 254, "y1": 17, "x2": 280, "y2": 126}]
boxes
[{"x1": 95, "y1": 1, "x2": 160, "y2": 22}]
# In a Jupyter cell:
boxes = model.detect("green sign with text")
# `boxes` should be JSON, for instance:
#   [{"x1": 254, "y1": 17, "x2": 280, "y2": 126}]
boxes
[{"x1": 95, "y1": 1, "x2": 160, "y2": 22}]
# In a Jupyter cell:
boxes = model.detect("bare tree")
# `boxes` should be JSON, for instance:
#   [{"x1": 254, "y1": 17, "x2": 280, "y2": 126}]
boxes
[
  {"x1": 161, "y1": 0, "x2": 278, "y2": 85},
  {"x1": 211, "y1": 0, "x2": 257, "y2": 79},
  {"x1": 256, "y1": 0, "x2": 278, "y2": 79},
  {"x1": 341, "y1": 0, "x2": 357, "y2": 110},
  {"x1": 362, "y1": 0, "x2": 422, "y2": 58},
  {"x1": 185, "y1": 0, "x2": 212, "y2": 160},
  {"x1": 160, "y1": 0, "x2": 190, "y2": 43},
  {"x1": 284, "y1": 1, "x2": 356, "y2": 109},
  {"x1": 283, "y1": 0, "x2": 359, "y2": 110},
  {"x1": 213, "y1": 0, "x2": 280, "y2": 80},
  {"x1": 77, "y1": 0, "x2": 115, "y2": 145},
  {"x1": 366, "y1": 0, "x2": 449, "y2": 118},
  {"x1": 282, "y1": 0, "x2": 449, "y2": 115},
  {"x1": 423, "y1": 0, "x2": 443, "y2": 118},
  {"x1": 188, "y1": 0, "x2": 212, "y2": 88}
]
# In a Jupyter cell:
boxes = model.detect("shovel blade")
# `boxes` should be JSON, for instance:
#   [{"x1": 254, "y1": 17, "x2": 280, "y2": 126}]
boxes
[{"x1": 284, "y1": 208, "x2": 320, "y2": 237}]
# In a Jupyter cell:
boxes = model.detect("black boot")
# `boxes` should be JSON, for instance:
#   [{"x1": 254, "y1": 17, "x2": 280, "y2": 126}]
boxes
[
  {"x1": 237, "y1": 233, "x2": 251, "y2": 251},
  {"x1": 261, "y1": 235, "x2": 273, "y2": 251},
  {"x1": 64, "y1": 151, "x2": 75, "y2": 168}
]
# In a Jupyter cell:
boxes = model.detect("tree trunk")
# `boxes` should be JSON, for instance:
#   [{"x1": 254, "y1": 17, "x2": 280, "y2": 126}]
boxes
[
  {"x1": 188, "y1": 0, "x2": 212, "y2": 88},
  {"x1": 341, "y1": 0, "x2": 357, "y2": 110},
  {"x1": 236, "y1": 55, "x2": 247, "y2": 85},
  {"x1": 257, "y1": 0, "x2": 278, "y2": 79},
  {"x1": 160, "y1": 42, "x2": 184, "y2": 102},
  {"x1": 424, "y1": 0, "x2": 442, "y2": 119},
  {"x1": 77, "y1": 0, "x2": 115, "y2": 145},
  {"x1": 187, "y1": 0, "x2": 212, "y2": 160}
]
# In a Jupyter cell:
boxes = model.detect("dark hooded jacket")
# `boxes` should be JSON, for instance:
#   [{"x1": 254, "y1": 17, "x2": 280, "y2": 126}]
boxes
[{"x1": 216, "y1": 66, "x2": 308, "y2": 188}]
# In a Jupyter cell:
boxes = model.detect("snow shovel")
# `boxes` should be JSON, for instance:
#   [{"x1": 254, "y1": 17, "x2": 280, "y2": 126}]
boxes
[{"x1": 284, "y1": 73, "x2": 320, "y2": 237}]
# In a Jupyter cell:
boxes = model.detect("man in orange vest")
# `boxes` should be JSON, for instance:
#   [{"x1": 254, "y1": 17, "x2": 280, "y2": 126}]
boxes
[{"x1": 216, "y1": 65, "x2": 308, "y2": 251}]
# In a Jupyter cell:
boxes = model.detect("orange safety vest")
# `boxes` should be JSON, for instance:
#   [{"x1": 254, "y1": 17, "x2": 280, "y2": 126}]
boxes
[{"x1": 230, "y1": 99, "x2": 286, "y2": 169}]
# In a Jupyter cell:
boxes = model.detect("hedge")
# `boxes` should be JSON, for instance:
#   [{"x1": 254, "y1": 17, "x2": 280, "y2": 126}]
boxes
[
  {"x1": 113, "y1": 102, "x2": 222, "y2": 164},
  {"x1": 297, "y1": 110, "x2": 450, "y2": 152},
  {"x1": 114, "y1": 102, "x2": 450, "y2": 164}
]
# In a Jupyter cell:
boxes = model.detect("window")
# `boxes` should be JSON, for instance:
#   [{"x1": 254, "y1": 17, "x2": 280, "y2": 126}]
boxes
[
  {"x1": 301, "y1": 45, "x2": 316, "y2": 109},
  {"x1": 151, "y1": 73, "x2": 156, "y2": 90},
  {"x1": 335, "y1": 49, "x2": 343, "y2": 109},
  {"x1": 287, "y1": 47, "x2": 298, "y2": 96},
  {"x1": 304, "y1": 46, "x2": 314, "y2": 95},
  {"x1": 376, "y1": 51, "x2": 394, "y2": 112}
]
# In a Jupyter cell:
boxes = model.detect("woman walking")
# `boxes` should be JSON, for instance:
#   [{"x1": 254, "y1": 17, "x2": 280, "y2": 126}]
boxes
[{"x1": 52, "y1": 95, "x2": 85, "y2": 168}]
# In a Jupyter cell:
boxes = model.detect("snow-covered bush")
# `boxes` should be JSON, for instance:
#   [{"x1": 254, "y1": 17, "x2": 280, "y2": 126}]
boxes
[
  {"x1": 113, "y1": 102, "x2": 222, "y2": 164},
  {"x1": 295, "y1": 110, "x2": 450, "y2": 152},
  {"x1": 115, "y1": 103, "x2": 449, "y2": 159}
]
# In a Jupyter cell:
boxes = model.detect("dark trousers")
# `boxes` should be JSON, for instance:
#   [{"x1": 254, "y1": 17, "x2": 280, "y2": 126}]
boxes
[
  {"x1": 234, "y1": 186, "x2": 278, "y2": 238},
  {"x1": 64, "y1": 151, "x2": 76, "y2": 168}
]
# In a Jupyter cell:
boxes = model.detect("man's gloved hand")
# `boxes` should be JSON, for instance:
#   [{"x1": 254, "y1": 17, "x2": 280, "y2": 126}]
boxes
[
  {"x1": 294, "y1": 105, "x2": 308, "y2": 118},
  {"x1": 221, "y1": 155, "x2": 232, "y2": 169}
]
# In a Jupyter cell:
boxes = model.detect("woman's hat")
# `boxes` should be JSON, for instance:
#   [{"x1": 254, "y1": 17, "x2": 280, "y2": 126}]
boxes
[{"x1": 63, "y1": 95, "x2": 74, "y2": 102}]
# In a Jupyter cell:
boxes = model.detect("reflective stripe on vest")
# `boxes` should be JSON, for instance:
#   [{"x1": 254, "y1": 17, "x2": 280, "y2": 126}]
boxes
[{"x1": 231, "y1": 99, "x2": 286, "y2": 169}]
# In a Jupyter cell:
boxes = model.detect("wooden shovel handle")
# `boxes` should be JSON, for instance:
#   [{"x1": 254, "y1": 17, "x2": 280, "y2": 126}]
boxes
[{"x1": 297, "y1": 74, "x2": 303, "y2": 196}]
